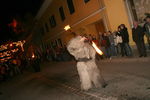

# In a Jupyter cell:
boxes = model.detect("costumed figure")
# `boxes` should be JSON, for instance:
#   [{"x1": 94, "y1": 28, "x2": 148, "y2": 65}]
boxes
[{"x1": 67, "y1": 35, "x2": 107, "y2": 91}]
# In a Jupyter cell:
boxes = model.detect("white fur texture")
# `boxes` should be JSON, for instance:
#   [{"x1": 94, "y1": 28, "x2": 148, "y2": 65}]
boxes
[{"x1": 67, "y1": 36, "x2": 105, "y2": 90}]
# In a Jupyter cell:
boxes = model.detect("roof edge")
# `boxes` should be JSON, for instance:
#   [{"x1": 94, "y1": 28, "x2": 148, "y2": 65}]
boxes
[{"x1": 35, "y1": 0, "x2": 53, "y2": 20}]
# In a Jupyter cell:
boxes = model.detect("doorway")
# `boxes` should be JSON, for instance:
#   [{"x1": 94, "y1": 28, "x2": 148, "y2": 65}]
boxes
[{"x1": 95, "y1": 19, "x2": 106, "y2": 35}]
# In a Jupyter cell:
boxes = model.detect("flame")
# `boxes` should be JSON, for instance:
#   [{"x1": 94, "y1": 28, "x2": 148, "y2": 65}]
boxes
[
  {"x1": 92, "y1": 41, "x2": 103, "y2": 55},
  {"x1": 10, "y1": 44, "x2": 13, "y2": 47},
  {"x1": 32, "y1": 53, "x2": 35, "y2": 58},
  {"x1": 64, "y1": 25, "x2": 71, "y2": 31}
]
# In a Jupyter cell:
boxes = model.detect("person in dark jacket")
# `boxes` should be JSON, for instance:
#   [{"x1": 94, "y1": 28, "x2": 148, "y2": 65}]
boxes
[
  {"x1": 132, "y1": 21, "x2": 147, "y2": 57},
  {"x1": 144, "y1": 16, "x2": 150, "y2": 49},
  {"x1": 120, "y1": 24, "x2": 132, "y2": 56},
  {"x1": 102, "y1": 33, "x2": 111, "y2": 58},
  {"x1": 116, "y1": 26, "x2": 123, "y2": 56}
]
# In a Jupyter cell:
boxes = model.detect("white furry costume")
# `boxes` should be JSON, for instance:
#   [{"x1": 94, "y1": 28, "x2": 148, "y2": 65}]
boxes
[{"x1": 67, "y1": 36, "x2": 106, "y2": 91}]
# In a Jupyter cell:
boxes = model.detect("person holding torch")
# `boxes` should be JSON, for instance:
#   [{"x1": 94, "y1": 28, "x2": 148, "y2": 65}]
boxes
[{"x1": 65, "y1": 25, "x2": 107, "y2": 91}]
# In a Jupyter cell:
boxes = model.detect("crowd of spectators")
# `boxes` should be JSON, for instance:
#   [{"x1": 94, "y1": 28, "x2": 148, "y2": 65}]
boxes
[
  {"x1": 41, "y1": 46, "x2": 73, "y2": 62},
  {"x1": 84, "y1": 16, "x2": 150, "y2": 59}
]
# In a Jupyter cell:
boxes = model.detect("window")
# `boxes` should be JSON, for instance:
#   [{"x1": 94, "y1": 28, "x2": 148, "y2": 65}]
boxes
[
  {"x1": 45, "y1": 23, "x2": 49, "y2": 32},
  {"x1": 84, "y1": 0, "x2": 90, "y2": 3},
  {"x1": 59, "y1": 7, "x2": 66, "y2": 21},
  {"x1": 49, "y1": 15, "x2": 57, "y2": 28},
  {"x1": 67, "y1": 0, "x2": 75, "y2": 14}
]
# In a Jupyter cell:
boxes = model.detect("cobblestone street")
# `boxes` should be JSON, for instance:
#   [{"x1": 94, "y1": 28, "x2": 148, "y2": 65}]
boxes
[{"x1": 0, "y1": 57, "x2": 150, "y2": 100}]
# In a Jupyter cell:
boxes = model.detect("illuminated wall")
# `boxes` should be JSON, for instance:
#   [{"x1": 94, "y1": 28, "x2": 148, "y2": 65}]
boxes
[
  {"x1": 133, "y1": 0, "x2": 150, "y2": 22},
  {"x1": 103, "y1": 0, "x2": 133, "y2": 44},
  {"x1": 35, "y1": 0, "x2": 134, "y2": 45}
]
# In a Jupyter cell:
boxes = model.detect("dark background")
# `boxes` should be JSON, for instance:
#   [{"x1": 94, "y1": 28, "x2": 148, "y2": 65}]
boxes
[{"x1": 0, "y1": 0, "x2": 44, "y2": 43}]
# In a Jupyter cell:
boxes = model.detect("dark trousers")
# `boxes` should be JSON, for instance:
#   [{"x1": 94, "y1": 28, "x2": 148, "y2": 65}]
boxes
[
  {"x1": 120, "y1": 43, "x2": 126, "y2": 56},
  {"x1": 124, "y1": 43, "x2": 132, "y2": 56},
  {"x1": 120, "y1": 43, "x2": 132, "y2": 56},
  {"x1": 136, "y1": 41, "x2": 147, "y2": 56},
  {"x1": 105, "y1": 46, "x2": 111, "y2": 58},
  {"x1": 146, "y1": 36, "x2": 150, "y2": 49}
]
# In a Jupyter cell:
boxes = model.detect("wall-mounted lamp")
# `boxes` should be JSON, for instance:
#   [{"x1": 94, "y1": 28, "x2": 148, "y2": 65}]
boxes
[{"x1": 64, "y1": 25, "x2": 71, "y2": 31}]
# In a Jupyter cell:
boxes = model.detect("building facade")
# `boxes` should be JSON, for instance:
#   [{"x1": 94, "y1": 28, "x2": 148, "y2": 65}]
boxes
[{"x1": 34, "y1": 0, "x2": 137, "y2": 48}]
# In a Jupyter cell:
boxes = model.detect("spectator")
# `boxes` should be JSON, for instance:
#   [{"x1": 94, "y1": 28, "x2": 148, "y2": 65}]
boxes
[
  {"x1": 120, "y1": 24, "x2": 132, "y2": 57},
  {"x1": 10, "y1": 58, "x2": 21, "y2": 75},
  {"x1": 144, "y1": 16, "x2": 150, "y2": 49},
  {"x1": 31, "y1": 52, "x2": 41, "y2": 72},
  {"x1": 102, "y1": 33, "x2": 111, "y2": 59},
  {"x1": 55, "y1": 46, "x2": 63, "y2": 61},
  {"x1": 116, "y1": 26, "x2": 123, "y2": 56},
  {"x1": 88, "y1": 34, "x2": 93, "y2": 42},
  {"x1": 108, "y1": 31, "x2": 117, "y2": 56},
  {"x1": 92, "y1": 35, "x2": 99, "y2": 46},
  {"x1": 132, "y1": 21, "x2": 147, "y2": 57},
  {"x1": 113, "y1": 31, "x2": 118, "y2": 54},
  {"x1": 61, "y1": 46, "x2": 73, "y2": 61},
  {"x1": 98, "y1": 33, "x2": 105, "y2": 59},
  {"x1": 0, "y1": 64, "x2": 7, "y2": 81}
]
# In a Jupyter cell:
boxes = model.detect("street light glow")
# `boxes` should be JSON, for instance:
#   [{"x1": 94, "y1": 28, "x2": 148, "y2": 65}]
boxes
[{"x1": 64, "y1": 25, "x2": 71, "y2": 31}]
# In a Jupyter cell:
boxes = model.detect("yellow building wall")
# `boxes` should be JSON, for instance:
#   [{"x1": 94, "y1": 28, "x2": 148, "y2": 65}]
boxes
[
  {"x1": 36, "y1": 0, "x2": 135, "y2": 45},
  {"x1": 76, "y1": 24, "x2": 98, "y2": 37},
  {"x1": 62, "y1": 11, "x2": 105, "y2": 44},
  {"x1": 74, "y1": 24, "x2": 98, "y2": 37},
  {"x1": 39, "y1": 0, "x2": 104, "y2": 43},
  {"x1": 103, "y1": 0, "x2": 133, "y2": 44}
]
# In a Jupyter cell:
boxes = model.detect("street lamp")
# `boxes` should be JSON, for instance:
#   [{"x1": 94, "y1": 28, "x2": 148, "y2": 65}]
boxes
[
  {"x1": 64, "y1": 25, "x2": 76, "y2": 37},
  {"x1": 64, "y1": 25, "x2": 71, "y2": 31}
]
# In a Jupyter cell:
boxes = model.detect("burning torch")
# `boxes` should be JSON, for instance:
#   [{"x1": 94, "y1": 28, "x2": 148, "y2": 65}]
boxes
[
  {"x1": 80, "y1": 37, "x2": 103, "y2": 56},
  {"x1": 92, "y1": 41, "x2": 103, "y2": 55}
]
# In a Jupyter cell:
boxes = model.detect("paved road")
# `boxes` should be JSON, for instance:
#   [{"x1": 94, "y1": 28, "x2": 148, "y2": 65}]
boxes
[{"x1": 0, "y1": 57, "x2": 150, "y2": 100}]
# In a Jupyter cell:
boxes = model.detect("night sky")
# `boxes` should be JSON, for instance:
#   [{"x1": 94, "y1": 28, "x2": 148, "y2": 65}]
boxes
[{"x1": 0, "y1": 0, "x2": 44, "y2": 44}]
